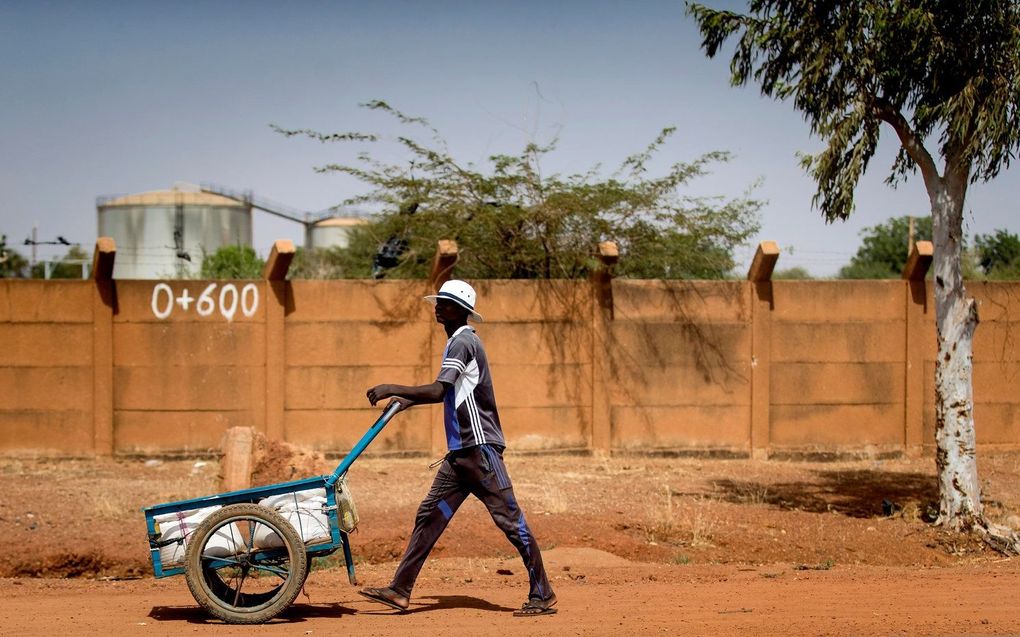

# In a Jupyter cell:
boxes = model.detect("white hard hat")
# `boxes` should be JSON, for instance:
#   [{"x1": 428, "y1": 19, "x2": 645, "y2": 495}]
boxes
[{"x1": 424, "y1": 279, "x2": 483, "y2": 322}]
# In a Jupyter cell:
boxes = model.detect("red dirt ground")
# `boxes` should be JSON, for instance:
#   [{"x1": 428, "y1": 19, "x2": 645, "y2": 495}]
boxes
[{"x1": 1, "y1": 451, "x2": 1019, "y2": 635}]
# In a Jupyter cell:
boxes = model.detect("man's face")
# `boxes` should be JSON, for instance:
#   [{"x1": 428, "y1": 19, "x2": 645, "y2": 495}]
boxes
[{"x1": 435, "y1": 298, "x2": 468, "y2": 324}]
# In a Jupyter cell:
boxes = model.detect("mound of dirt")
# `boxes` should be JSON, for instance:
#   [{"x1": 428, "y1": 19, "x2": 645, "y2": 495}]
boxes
[
  {"x1": 7, "y1": 550, "x2": 125, "y2": 578},
  {"x1": 540, "y1": 547, "x2": 633, "y2": 568},
  {"x1": 248, "y1": 433, "x2": 331, "y2": 486}
]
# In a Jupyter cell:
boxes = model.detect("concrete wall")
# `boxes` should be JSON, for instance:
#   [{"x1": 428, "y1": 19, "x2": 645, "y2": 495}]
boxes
[
  {"x1": 112, "y1": 281, "x2": 267, "y2": 453},
  {"x1": 283, "y1": 280, "x2": 433, "y2": 453},
  {"x1": 769, "y1": 281, "x2": 908, "y2": 454},
  {"x1": 281, "y1": 280, "x2": 591, "y2": 454},
  {"x1": 0, "y1": 282, "x2": 97, "y2": 454},
  {"x1": 1, "y1": 277, "x2": 1018, "y2": 457},
  {"x1": 607, "y1": 281, "x2": 752, "y2": 453}
]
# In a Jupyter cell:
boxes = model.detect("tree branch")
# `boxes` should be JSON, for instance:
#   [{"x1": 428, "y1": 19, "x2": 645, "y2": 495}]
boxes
[{"x1": 871, "y1": 98, "x2": 943, "y2": 191}]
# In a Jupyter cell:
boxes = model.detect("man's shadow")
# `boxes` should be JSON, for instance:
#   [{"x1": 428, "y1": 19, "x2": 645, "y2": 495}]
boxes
[
  {"x1": 395, "y1": 595, "x2": 516, "y2": 614},
  {"x1": 413, "y1": 595, "x2": 515, "y2": 613}
]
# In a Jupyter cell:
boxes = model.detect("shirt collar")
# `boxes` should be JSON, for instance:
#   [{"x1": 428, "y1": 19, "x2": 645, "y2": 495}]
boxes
[{"x1": 448, "y1": 325, "x2": 474, "y2": 340}]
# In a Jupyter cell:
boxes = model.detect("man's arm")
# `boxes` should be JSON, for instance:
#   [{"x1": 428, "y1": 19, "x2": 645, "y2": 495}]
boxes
[{"x1": 367, "y1": 381, "x2": 446, "y2": 408}]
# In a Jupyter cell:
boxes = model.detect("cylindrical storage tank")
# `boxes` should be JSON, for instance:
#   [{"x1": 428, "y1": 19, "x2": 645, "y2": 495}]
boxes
[
  {"x1": 97, "y1": 186, "x2": 252, "y2": 279},
  {"x1": 307, "y1": 217, "x2": 368, "y2": 250}
]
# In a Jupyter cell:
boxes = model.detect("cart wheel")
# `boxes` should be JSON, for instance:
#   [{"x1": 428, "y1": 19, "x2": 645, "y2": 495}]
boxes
[
  {"x1": 200, "y1": 561, "x2": 310, "y2": 610},
  {"x1": 184, "y1": 503, "x2": 308, "y2": 624}
]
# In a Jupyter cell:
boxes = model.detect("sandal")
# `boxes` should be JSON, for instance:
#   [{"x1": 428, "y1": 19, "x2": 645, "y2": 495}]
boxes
[
  {"x1": 513, "y1": 594, "x2": 558, "y2": 617},
  {"x1": 358, "y1": 587, "x2": 409, "y2": 612}
]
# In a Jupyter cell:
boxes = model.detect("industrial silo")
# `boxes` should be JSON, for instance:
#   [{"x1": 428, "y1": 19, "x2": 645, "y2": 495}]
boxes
[
  {"x1": 96, "y1": 184, "x2": 252, "y2": 279},
  {"x1": 307, "y1": 217, "x2": 367, "y2": 250}
]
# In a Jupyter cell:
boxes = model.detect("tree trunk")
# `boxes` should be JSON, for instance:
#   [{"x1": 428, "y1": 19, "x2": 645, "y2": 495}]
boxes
[
  {"x1": 930, "y1": 181, "x2": 981, "y2": 528},
  {"x1": 930, "y1": 180, "x2": 1019, "y2": 553}
]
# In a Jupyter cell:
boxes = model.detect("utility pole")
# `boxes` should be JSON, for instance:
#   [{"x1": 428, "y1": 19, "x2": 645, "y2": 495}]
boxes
[{"x1": 24, "y1": 232, "x2": 76, "y2": 279}]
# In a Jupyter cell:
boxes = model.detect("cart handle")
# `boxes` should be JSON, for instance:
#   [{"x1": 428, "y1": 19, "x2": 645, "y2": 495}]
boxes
[{"x1": 325, "y1": 401, "x2": 402, "y2": 488}]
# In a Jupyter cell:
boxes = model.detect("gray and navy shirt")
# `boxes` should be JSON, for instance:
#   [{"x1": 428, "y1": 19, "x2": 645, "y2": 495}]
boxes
[{"x1": 436, "y1": 325, "x2": 505, "y2": 451}]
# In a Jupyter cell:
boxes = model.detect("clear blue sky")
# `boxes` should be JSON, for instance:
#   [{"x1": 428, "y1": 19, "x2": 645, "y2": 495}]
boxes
[{"x1": 1, "y1": 0, "x2": 1016, "y2": 275}]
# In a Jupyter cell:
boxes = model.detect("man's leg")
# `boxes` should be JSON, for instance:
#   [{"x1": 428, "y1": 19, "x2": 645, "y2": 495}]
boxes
[
  {"x1": 470, "y1": 446, "x2": 554, "y2": 606},
  {"x1": 387, "y1": 458, "x2": 468, "y2": 599}
]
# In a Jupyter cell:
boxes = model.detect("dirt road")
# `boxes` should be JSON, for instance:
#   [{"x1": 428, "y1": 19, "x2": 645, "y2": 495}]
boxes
[{"x1": 3, "y1": 554, "x2": 1019, "y2": 636}]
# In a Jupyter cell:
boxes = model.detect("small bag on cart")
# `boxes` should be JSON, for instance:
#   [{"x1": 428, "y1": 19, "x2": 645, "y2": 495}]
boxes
[{"x1": 334, "y1": 475, "x2": 359, "y2": 533}]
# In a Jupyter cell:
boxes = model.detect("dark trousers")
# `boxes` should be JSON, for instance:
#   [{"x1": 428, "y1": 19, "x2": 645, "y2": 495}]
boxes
[{"x1": 389, "y1": 444, "x2": 553, "y2": 601}]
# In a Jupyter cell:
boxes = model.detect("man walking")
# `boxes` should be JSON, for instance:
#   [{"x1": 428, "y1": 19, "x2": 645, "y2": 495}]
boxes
[{"x1": 359, "y1": 279, "x2": 557, "y2": 617}]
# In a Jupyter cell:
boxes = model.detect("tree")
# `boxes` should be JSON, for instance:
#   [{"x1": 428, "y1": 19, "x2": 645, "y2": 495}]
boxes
[
  {"x1": 289, "y1": 244, "x2": 375, "y2": 279},
  {"x1": 0, "y1": 235, "x2": 29, "y2": 278},
  {"x1": 274, "y1": 101, "x2": 762, "y2": 280},
  {"x1": 690, "y1": 0, "x2": 1020, "y2": 552},
  {"x1": 772, "y1": 266, "x2": 812, "y2": 280},
  {"x1": 200, "y1": 245, "x2": 265, "y2": 279},
  {"x1": 839, "y1": 215, "x2": 933, "y2": 279},
  {"x1": 31, "y1": 245, "x2": 90, "y2": 279},
  {"x1": 974, "y1": 229, "x2": 1020, "y2": 279}
]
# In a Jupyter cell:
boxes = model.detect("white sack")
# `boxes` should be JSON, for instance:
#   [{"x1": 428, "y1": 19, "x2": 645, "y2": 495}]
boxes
[
  {"x1": 258, "y1": 487, "x2": 328, "y2": 510},
  {"x1": 254, "y1": 488, "x2": 332, "y2": 548},
  {"x1": 154, "y1": 506, "x2": 242, "y2": 566}
]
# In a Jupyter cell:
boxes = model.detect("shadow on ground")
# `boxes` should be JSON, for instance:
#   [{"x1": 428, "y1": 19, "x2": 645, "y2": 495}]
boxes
[
  {"x1": 710, "y1": 469, "x2": 938, "y2": 518},
  {"x1": 404, "y1": 594, "x2": 516, "y2": 614},
  {"x1": 149, "y1": 602, "x2": 356, "y2": 624},
  {"x1": 149, "y1": 595, "x2": 514, "y2": 624}
]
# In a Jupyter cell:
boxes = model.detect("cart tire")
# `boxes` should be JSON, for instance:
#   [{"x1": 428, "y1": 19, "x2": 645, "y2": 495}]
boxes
[
  {"x1": 200, "y1": 562, "x2": 310, "y2": 609},
  {"x1": 184, "y1": 503, "x2": 308, "y2": 624}
]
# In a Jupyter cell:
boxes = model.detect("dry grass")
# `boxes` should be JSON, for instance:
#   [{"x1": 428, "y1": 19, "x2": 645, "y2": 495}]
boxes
[
  {"x1": 529, "y1": 484, "x2": 573, "y2": 515},
  {"x1": 88, "y1": 492, "x2": 131, "y2": 520},
  {"x1": 685, "y1": 498, "x2": 718, "y2": 547},
  {"x1": 644, "y1": 484, "x2": 679, "y2": 544},
  {"x1": 729, "y1": 481, "x2": 771, "y2": 506},
  {"x1": 644, "y1": 484, "x2": 717, "y2": 548}
]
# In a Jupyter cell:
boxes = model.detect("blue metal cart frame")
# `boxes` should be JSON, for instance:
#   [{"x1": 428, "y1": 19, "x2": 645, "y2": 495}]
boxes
[{"x1": 142, "y1": 402, "x2": 400, "y2": 620}]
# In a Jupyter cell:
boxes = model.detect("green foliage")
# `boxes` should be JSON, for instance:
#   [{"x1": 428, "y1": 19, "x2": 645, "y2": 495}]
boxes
[
  {"x1": 30, "y1": 245, "x2": 90, "y2": 279},
  {"x1": 960, "y1": 247, "x2": 987, "y2": 281},
  {"x1": 688, "y1": 1, "x2": 1020, "y2": 221},
  {"x1": 0, "y1": 235, "x2": 29, "y2": 278},
  {"x1": 0, "y1": 235, "x2": 86, "y2": 279},
  {"x1": 974, "y1": 229, "x2": 1020, "y2": 279},
  {"x1": 275, "y1": 101, "x2": 762, "y2": 279},
  {"x1": 839, "y1": 216, "x2": 932, "y2": 279},
  {"x1": 289, "y1": 242, "x2": 375, "y2": 279},
  {"x1": 772, "y1": 266, "x2": 812, "y2": 280},
  {"x1": 200, "y1": 245, "x2": 265, "y2": 279}
]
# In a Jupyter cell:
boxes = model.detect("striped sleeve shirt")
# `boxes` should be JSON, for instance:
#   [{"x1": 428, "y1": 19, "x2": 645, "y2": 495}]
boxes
[{"x1": 436, "y1": 325, "x2": 505, "y2": 451}]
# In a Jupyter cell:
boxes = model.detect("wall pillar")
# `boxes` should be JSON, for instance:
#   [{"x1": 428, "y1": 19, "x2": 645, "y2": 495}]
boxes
[
  {"x1": 92, "y1": 238, "x2": 116, "y2": 455},
  {"x1": 902, "y1": 241, "x2": 933, "y2": 457},
  {"x1": 263, "y1": 240, "x2": 295, "y2": 441},
  {"x1": 590, "y1": 241, "x2": 618, "y2": 454},
  {"x1": 429, "y1": 239, "x2": 459, "y2": 292},
  {"x1": 748, "y1": 241, "x2": 779, "y2": 460}
]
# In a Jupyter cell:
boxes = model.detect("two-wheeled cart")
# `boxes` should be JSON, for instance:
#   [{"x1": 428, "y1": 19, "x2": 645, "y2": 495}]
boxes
[{"x1": 142, "y1": 402, "x2": 400, "y2": 624}]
